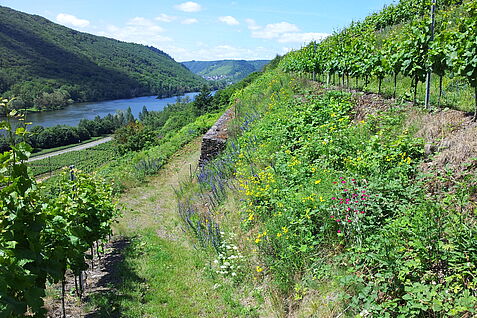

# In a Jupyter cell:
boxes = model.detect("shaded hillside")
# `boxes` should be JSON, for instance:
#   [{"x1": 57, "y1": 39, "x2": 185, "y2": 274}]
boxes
[
  {"x1": 182, "y1": 59, "x2": 269, "y2": 83},
  {"x1": 0, "y1": 6, "x2": 205, "y2": 110}
]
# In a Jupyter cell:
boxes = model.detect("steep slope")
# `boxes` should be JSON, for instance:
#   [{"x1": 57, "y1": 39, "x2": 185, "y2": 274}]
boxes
[
  {"x1": 0, "y1": 6, "x2": 205, "y2": 110},
  {"x1": 182, "y1": 59, "x2": 269, "y2": 82}
]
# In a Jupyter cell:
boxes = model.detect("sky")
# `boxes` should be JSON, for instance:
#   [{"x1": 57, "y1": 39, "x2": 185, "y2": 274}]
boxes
[{"x1": 1, "y1": 0, "x2": 396, "y2": 62}]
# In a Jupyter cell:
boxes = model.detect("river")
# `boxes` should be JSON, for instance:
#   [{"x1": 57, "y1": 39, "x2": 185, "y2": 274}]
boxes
[{"x1": 23, "y1": 92, "x2": 200, "y2": 128}]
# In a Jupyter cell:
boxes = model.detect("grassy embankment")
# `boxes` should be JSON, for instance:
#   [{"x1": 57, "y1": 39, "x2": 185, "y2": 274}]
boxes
[{"x1": 175, "y1": 67, "x2": 477, "y2": 317}]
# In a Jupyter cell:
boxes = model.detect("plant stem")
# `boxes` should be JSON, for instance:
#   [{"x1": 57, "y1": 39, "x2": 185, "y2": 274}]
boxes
[
  {"x1": 62, "y1": 279, "x2": 66, "y2": 318},
  {"x1": 473, "y1": 85, "x2": 477, "y2": 121},
  {"x1": 438, "y1": 75, "x2": 443, "y2": 107},
  {"x1": 393, "y1": 73, "x2": 397, "y2": 99}
]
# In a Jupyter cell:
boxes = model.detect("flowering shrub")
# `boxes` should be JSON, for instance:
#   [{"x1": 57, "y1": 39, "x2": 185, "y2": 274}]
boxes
[{"x1": 328, "y1": 177, "x2": 381, "y2": 247}]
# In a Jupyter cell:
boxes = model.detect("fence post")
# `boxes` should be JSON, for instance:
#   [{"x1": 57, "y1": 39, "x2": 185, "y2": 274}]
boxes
[
  {"x1": 69, "y1": 165, "x2": 75, "y2": 181},
  {"x1": 425, "y1": 0, "x2": 437, "y2": 108}
]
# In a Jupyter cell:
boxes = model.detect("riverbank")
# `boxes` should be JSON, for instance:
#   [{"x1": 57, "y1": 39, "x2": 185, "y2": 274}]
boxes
[{"x1": 6, "y1": 92, "x2": 200, "y2": 128}]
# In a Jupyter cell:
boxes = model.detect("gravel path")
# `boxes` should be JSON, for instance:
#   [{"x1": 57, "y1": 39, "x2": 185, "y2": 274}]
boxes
[{"x1": 27, "y1": 137, "x2": 113, "y2": 163}]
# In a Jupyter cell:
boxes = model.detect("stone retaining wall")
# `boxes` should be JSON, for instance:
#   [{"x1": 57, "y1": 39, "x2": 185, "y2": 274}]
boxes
[{"x1": 199, "y1": 107, "x2": 234, "y2": 166}]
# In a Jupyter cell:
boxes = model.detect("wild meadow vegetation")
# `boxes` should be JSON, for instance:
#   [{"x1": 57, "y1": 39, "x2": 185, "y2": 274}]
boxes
[
  {"x1": 179, "y1": 66, "x2": 477, "y2": 316},
  {"x1": 172, "y1": 2, "x2": 477, "y2": 315}
]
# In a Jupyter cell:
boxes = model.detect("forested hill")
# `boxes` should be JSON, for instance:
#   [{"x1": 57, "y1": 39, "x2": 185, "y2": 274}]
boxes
[
  {"x1": 182, "y1": 59, "x2": 269, "y2": 83},
  {"x1": 0, "y1": 6, "x2": 205, "y2": 110}
]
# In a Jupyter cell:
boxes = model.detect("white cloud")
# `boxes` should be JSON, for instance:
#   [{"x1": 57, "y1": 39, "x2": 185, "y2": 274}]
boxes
[
  {"x1": 175, "y1": 1, "x2": 202, "y2": 12},
  {"x1": 245, "y1": 18, "x2": 260, "y2": 31},
  {"x1": 247, "y1": 20, "x2": 329, "y2": 45},
  {"x1": 278, "y1": 32, "x2": 329, "y2": 43},
  {"x1": 96, "y1": 17, "x2": 172, "y2": 47},
  {"x1": 155, "y1": 13, "x2": 177, "y2": 22},
  {"x1": 181, "y1": 18, "x2": 199, "y2": 24},
  {"x1": 127, "y1": 17, "x2": 164, "y2": 32},
  {"x1": 56, "y1": 13, "x2": 90, "y2": 28},
  {"x1": 251, "y1": 22, "x2": 300, "y2": 39},
  {"x1": 218, "y1": 16, "x2": 239, "y2": 26}
]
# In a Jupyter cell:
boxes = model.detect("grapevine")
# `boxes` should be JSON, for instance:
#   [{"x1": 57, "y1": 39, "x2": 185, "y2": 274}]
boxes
[
  {"x1": 280, "y1": 0, "x2": 476, "y2": 114},
  {"x1": 0, "y1": 98, "x2": 119, "y2": 317}
]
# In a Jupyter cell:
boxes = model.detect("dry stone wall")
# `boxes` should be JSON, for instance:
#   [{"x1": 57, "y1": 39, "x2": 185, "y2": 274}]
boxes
[{"x1": 199, "y1": 108, "x2": 234, "y2": 166}]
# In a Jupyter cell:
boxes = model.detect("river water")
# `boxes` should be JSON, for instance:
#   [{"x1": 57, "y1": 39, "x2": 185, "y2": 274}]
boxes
[{"x1": 23, "y1": 92, "x2": 200, "y2": 128}]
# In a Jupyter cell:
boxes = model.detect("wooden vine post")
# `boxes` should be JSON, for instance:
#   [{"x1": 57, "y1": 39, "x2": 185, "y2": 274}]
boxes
[{"x1": 425, "y1": 0, "x2": 437, "y2": 108}]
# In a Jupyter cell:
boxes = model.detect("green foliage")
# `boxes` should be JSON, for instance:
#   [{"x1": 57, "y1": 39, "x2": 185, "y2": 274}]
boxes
[
  {"x1": 99, "y1": 112, "x2": 220, "y2": 189},
  {"x1": 344, "y1": 199, "x2": 477, "y2": 316},
  {"x1": 114, "y1": 122, "x2": 155, "y2": 153},
  {"x1": 280, "y1": 0, "x2": 477, "y2": 113},
  {"x1": 188, "y1": 69, "x2": 476, "y2": 316},
  {"x1": 0, "y1": 5, "x2": 205, "y2": 110},
  {"x1": 193, "y1": 86, "x2": 214, "y2": 115},
  {"x1": 0, "y1": 98, "x2": 119, "y2": 317}
]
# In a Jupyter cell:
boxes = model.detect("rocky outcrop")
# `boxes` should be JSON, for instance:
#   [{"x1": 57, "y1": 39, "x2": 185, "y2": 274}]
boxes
[{"x1": 199, "y1": 108, "x2": 234, "y2": 166}]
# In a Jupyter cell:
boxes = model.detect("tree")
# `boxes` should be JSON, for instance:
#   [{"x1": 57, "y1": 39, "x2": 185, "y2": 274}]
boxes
[
  {"x1": 193, "y1": 85, "x2": 213, "y2": 115},
  {"x1": 139, "y1": 105, "x2": 149, "y2": 121},
  {"x1": 125, "y1": 106, "x2": 135, "y2": 124},
  {"x1": 113, "y1": 122, "x2": 155, "y2": 153}
]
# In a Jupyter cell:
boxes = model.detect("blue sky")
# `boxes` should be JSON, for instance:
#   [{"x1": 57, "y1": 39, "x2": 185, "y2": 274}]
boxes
[{"x1": 1, "y1": 0, "x2": 396, "y2": 61}]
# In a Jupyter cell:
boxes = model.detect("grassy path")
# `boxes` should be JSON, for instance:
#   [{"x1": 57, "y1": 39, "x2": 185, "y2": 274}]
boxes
[{"x1": 86, "y1": 138, "x2": 246, "y2": 317}]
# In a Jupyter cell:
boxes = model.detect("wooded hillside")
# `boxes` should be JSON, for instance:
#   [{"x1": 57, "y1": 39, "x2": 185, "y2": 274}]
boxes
[{"x1": 0, "y1": 6, "x2": 205, "y2": 110}]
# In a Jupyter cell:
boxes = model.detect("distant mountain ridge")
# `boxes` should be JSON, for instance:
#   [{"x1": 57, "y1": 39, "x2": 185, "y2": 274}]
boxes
[
  {"x1": 182, "y1": 60, "x2": 269, "y2": 83},
  {"x1": 0, "y1": 5, "x2": 205, "y2": 110}
]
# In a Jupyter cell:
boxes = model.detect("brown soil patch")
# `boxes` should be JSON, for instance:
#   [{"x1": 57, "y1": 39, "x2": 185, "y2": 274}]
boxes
[
  {"x1": 351, "y1": 92, "x2": 401, "y2": 122},
  {"x1": 45, "y1": 237, "x2": 129, "y2": 318},
  {"x1": 414, "y1": 109, "x2": 477, "y2": 178}
]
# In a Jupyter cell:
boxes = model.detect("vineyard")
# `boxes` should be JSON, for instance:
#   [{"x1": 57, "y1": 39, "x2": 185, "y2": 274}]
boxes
[
  {"x1": 0, "y1": 101, "x2": 119, "y2": 317},
  {"x1": 2, "y1": 0, "x2": 477, "y2": 317},
  {"x1": 28, "y1": 142, "x2": 119, "y2": 176},
  {"x1": 281, "y1": 0, "x2": 477, "y2": 116}
]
